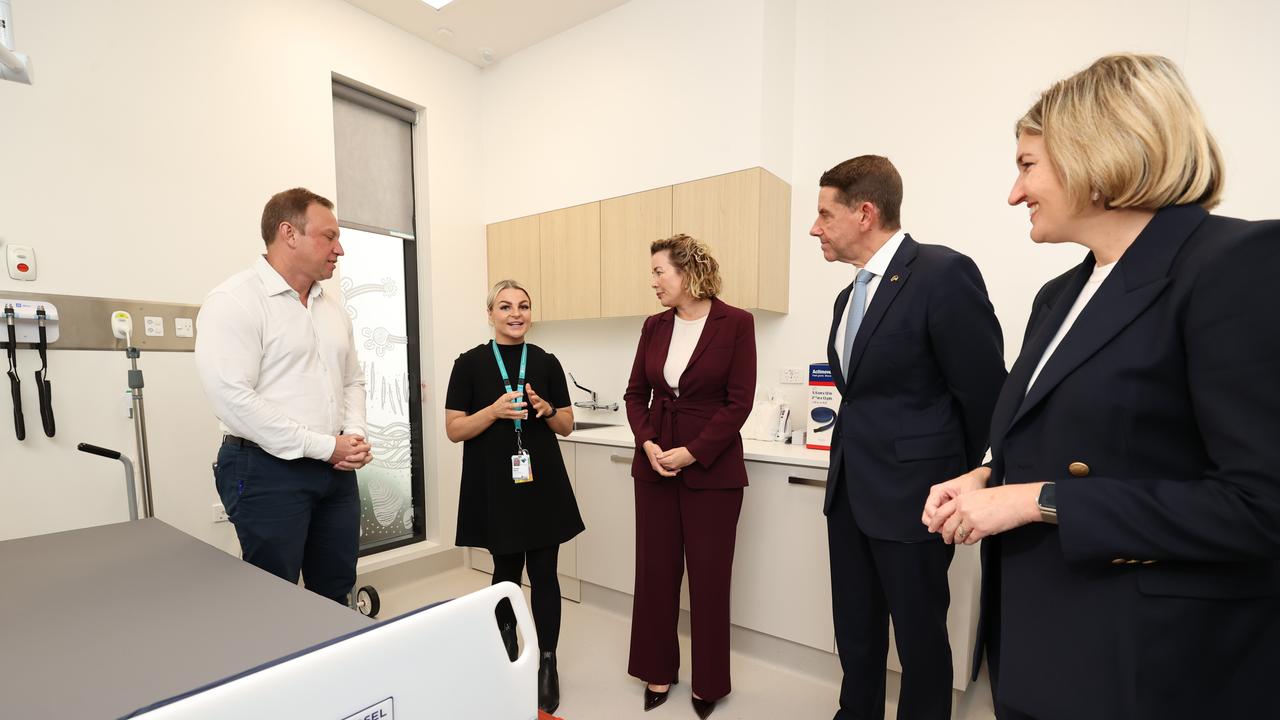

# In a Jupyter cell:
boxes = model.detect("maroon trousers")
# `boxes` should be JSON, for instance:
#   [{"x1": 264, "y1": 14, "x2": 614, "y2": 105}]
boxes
[{"x1": 627, "y1": 477, "x2": 743, "y2": 701}]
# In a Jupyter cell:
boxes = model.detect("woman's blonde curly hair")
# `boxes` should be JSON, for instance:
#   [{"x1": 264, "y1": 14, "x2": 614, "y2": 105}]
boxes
[{"x1": 651, "y1": 234, "x2": 722, "y2": 300}]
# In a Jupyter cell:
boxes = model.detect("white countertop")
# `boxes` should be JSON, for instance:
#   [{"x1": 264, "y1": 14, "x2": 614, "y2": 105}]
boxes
[{"x1": 563, "y1": 424, "x2": 830, "y2": 469}]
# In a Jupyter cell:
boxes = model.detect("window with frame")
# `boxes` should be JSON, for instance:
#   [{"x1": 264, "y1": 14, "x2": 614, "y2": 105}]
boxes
[{"x1": 332, "y1": 80, "x2": 426, "y2": 554}]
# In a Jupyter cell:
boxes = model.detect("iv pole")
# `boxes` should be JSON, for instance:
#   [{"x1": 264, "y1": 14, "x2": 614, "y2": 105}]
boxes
[
  {"x1": 127, "y1": 344, "x2": 155, "y2": 518},
  {"x1": 111, "y1": 311, "x2": 154, "y2": 518}
]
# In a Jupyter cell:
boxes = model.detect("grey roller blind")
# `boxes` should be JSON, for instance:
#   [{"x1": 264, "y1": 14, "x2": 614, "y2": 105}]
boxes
[{"x1": 332, "y1": 82, "x2": 416, "y2": 238}]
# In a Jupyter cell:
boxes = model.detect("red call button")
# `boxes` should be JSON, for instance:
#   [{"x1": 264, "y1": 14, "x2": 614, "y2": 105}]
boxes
[{"x1": 16, "y1": 263, "x2": 30, "y2": 273}]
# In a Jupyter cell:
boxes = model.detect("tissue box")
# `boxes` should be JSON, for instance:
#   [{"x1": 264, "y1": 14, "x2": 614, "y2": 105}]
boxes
[{"x1": 807, "y1": 363, "x2": 838, "y2": 450}]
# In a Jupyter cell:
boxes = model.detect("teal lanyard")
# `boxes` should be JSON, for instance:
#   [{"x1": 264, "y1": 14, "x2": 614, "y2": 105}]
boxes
[{"x1": 491, "y1": 341, "x2": 528, "y2": 434}]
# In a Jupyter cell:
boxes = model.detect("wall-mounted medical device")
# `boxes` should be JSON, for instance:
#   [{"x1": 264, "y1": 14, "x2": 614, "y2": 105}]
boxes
[
  {"x1": 2, "y1": 299, "x2": 58, "y2": 440},
  {"x1": 0, "y1": 298, "x2": 59, "y2": 344}
]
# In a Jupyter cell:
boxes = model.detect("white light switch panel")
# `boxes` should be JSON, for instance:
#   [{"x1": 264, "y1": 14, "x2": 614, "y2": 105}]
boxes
[
  {"x1": 780, "y1": 367, "x2": 806, "y2": 384},
  {"x1": 175, "y1": 317, "x2": 194, "y2": 338},
  {"x1": 144, "y1": 316, "x2": 164, "y2": 337}
]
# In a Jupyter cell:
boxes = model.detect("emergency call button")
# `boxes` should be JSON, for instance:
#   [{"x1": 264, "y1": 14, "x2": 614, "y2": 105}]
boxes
[{"x1": 6, "y1": 244, "x2": 36, "y2": 281}]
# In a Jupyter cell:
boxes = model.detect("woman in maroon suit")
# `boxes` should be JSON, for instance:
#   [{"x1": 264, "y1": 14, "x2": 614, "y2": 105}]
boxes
[{"x1": 625, "y1": 234, "x2": 757, "y2": 718}]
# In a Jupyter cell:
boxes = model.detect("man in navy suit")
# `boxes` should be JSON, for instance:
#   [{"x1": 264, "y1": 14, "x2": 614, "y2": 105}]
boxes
[{"x1": 810, "y1": 156, "x2": 1006, "y2": 720}]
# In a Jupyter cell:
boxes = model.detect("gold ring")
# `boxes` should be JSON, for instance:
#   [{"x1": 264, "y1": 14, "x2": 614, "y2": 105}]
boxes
[{"x1": 956, "y1": 526, "x2": 969, "y2": 539}]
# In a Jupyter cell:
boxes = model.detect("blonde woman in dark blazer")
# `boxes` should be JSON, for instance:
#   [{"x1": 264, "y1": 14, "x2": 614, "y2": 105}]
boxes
[{"x1": 925, "y1": 54, "x2": 1280, "y2": 720}]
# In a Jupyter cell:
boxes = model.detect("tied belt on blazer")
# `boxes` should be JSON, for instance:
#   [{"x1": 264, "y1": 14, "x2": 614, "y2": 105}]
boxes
[{"x1": 650, "y1": 394, "x2": 722, "y2": 451}]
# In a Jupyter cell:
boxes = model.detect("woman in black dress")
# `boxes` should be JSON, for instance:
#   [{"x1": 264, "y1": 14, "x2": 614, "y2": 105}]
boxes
[{"x1": 445, "y1": 279, "x2": 584, "y2": 714}]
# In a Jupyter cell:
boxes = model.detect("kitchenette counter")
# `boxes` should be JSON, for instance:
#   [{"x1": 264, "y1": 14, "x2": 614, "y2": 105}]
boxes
[{"x1": 563, "y1": 424, "x2": 830, "y2": 469}]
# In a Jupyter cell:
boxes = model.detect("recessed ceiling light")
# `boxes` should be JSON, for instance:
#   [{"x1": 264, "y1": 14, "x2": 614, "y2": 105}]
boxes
[{"x1": 421, "y1": 0, "x2": 454, "y2": 9}]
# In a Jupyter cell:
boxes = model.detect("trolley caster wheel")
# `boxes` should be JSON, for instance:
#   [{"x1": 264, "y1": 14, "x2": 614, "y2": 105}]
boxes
[{"x1": 354, "y1": 585, "x2": 380, "y2": 618}]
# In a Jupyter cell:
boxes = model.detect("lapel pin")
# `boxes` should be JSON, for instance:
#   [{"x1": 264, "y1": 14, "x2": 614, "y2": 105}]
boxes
[{"x1": 890, "y1": 274, "x2": 900, "y2": 283}]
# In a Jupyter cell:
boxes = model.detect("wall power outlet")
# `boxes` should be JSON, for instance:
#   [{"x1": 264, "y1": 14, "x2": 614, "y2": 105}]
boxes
[{"x1": 780, "y1": 367, "x2": 806, "y2": 384}]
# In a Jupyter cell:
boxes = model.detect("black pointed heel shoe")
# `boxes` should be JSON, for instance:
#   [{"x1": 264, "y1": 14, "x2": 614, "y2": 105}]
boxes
[
  {"x1": 643, "y1": 679, "x2": 677, "y2": 712},
  {"x1": 538, "y1": 651, "x2": 560, "y2": 714},
  {"x1": 692, "y1": 695, "x2": 716, "y2": 718}
]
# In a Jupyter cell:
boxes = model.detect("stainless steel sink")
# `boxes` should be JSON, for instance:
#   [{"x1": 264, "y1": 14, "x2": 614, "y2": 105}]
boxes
[{"x1": 573, "y1": 421, "x2": 620, "y2": 431}]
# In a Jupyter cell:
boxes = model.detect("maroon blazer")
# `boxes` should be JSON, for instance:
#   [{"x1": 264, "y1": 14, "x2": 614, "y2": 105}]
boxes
[{"x1": 624, "y1": 298, "x2": 757, "y2": 489}]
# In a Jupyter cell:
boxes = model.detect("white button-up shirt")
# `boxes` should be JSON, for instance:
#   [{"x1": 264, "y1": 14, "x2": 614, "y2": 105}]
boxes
[
  {"x1": 195, "y1": 256, "x2": 366, "y2": 462},
  {"x1": 834, "y1": 230, "x2": 906, "y2": 371}
]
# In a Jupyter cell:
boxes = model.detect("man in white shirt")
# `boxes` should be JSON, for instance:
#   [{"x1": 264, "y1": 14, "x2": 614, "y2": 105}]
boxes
[
  {"x1": 811, "y1": 157, "x2": 1006, "y2": 720},
  {"x1": 196, "y1": 188, "x2": 372, "y2": 604}
]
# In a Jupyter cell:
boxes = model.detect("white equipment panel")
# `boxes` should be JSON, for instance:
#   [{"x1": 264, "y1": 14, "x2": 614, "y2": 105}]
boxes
[
  {"x1": 0, "y1": 298, "x2": 59, "y2": 343},
  {"x1": 130, "y1": 582, "x2": 539, "y2": 720}
]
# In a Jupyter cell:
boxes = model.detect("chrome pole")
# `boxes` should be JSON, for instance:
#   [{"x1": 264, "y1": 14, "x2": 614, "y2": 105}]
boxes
[{"x1": 127, "y1": 347, "x2": 155, "y2": 518}]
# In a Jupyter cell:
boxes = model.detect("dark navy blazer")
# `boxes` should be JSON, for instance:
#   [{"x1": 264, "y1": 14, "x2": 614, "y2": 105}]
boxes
[
  {"x1": 979, "y1": 205, "x2": 1280, "y2": 719},
  {"x1": 825, "y1": 234, "x2": 1007, "y2": 541}
]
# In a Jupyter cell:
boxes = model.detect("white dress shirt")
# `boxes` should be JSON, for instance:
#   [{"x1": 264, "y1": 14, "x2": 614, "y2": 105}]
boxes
[
  {"x1": 195, "y1": 255, "x2": 366, "y2": 462},
  {"x1": 664, "y1": 313, "x2": 708, "y2": 396},
  {"x1": 834, "y1": 230, "x2": 907, "y2": 371},
  {"x1": 1026, "y1": 260, "x2": 1116, "y2": 394}
]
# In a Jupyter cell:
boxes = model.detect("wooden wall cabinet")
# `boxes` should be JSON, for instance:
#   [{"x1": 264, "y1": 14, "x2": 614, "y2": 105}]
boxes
[
  {"x1": 600, "y1": 187, "x2": 671, "y2": 318},
  {"x1": 486, "y1": 167, "x2": 790, "y2": 320},
  {"x1": 539, "y1": 202, "x2": 601, "y2": 321},
  {"x1": 485, "y1": 214, "x2": 542, "y2": 321},
  {"x1": 672, "y1": 167, "x2": 790, "y2": 313}
]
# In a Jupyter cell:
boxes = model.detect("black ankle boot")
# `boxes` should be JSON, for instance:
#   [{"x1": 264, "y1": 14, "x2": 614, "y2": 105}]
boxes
[
  {"x1": 538, "y1": 651, "x2": 560, "y2": 714},
  {"x1": 499, "y1": 622, "x2": 518, "y2": 662}
]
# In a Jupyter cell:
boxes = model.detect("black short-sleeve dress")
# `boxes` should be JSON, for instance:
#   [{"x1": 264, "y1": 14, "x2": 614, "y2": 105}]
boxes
[{"x1": 446, "y1": 341, "x2": 585, "y2": 555}]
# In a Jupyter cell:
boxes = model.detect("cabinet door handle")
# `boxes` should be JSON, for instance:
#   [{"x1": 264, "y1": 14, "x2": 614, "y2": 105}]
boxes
[
  {"x1": 610, "y1": 454, "x2": 632, "y2": 465},
  {"x1": 788, "y1": 476, "x2": 826, "y2": 488}
]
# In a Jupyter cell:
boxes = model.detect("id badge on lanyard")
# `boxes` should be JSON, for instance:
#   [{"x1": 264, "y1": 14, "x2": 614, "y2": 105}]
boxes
[
  {"x1": 512, "y1": 449, "x2": 533, "y2": 484},
  {"x1": 493, "y1": 341, "x2": 534, "y2": 484}
]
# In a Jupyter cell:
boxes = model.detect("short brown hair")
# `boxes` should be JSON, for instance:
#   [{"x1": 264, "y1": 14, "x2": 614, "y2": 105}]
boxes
[
  {"x1": 819, "y1": 156, "x2": 903, "y2": 230},
  {"x1": 260, "y1": 188, "x2": 334, "y2": 245},
  {"x1": 1017, "y1": 53, "x2": 1223, "y2": 211},
  {"x1": 650, "y1": 234, "x2": 722, "y2": 300}
]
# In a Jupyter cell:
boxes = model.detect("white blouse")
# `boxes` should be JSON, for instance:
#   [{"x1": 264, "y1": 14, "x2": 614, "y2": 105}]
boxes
[
  {"x1": 664, "y1": 313, "x2": 708, "y2": 396},
  {"x1": 1026, "y1": 261, "x2": 1117, "y2": 394}
]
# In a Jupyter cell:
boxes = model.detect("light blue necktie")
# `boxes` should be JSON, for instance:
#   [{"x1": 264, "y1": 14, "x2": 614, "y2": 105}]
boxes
[{"x1": 842, "y1": 269, "x2": 875, "y2": 377}]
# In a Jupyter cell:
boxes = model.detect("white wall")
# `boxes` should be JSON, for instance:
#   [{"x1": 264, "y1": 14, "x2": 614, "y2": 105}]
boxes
[
  {"x1": 0, "y1": 0, "x2": 488, "y2": 550},
  {"x1": 479, "y1": 0, "x2": 775, "y2": 221},
  {"x1": 480, "y1": 0, "x2": 1280, "y2": 429},
  {"x1": 477, "y1": 0, "x2": 788, "y2": 420}
]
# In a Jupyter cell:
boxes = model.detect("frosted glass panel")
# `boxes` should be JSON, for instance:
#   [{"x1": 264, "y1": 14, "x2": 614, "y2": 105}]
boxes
[{"x1": 337, "y1": 227, "x2": 420, "y2": 551}]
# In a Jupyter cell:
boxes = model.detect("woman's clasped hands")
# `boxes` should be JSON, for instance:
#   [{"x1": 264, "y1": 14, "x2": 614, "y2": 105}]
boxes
[
  {"x1": 642, "y1": 440, "x2": 697, "y2": 477},
  {"x1": 922, "y1": 466, "x2": 1043, "y2": 545}
]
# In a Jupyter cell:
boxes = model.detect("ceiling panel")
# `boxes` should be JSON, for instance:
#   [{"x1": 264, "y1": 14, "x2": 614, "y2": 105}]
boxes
[{"x1": 344, "y1": 0, "x2": 631, "y2": 68}]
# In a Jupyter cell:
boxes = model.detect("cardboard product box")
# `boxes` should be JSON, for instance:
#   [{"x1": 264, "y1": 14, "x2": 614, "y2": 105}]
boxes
[{"x1": 807, "y1": 363, "x2": 837, "y2": 451}]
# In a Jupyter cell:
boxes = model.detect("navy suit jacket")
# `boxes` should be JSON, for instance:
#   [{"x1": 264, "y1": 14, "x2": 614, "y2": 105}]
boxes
[
  {"x1": 625, "y1": 298, "x2": 757, "y2": 489},
  {"x1": 978, "y1": 205, "x2": 1280, "y2": 719},
  {"x1": 825, "y1": 235, "x2": 1006, "y2": 541}
]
